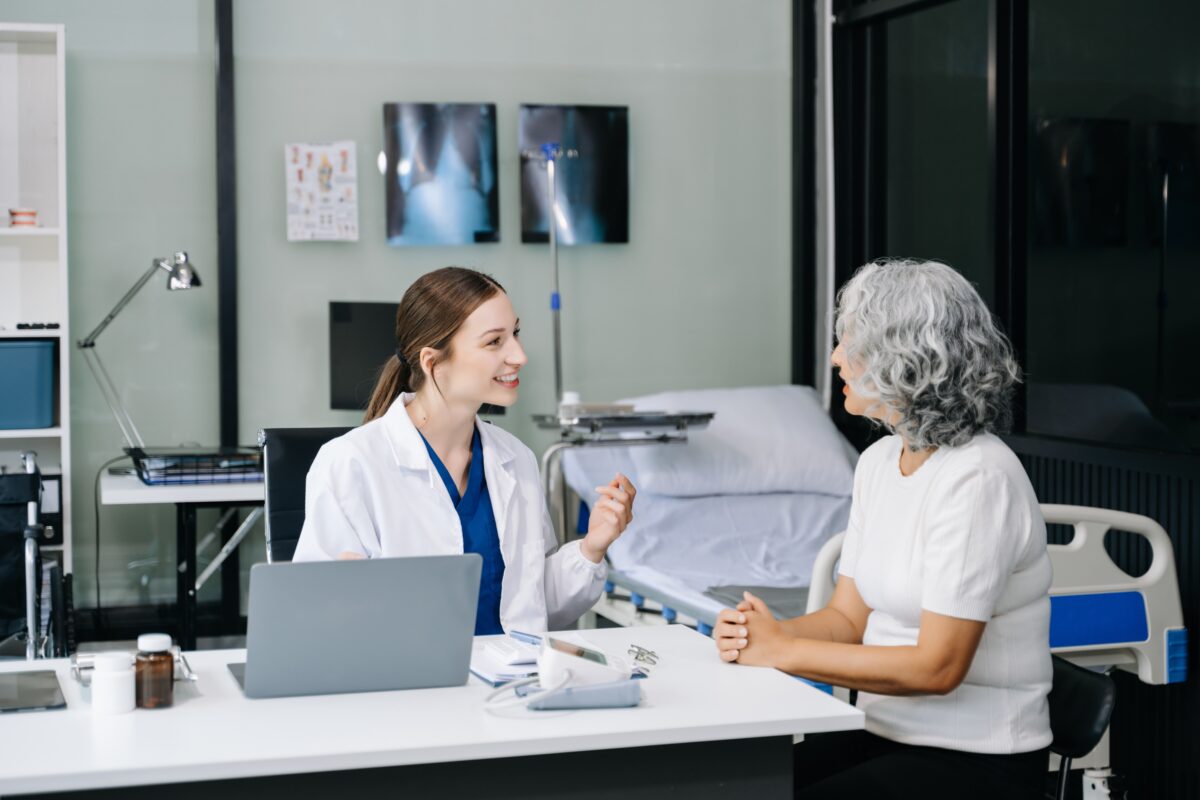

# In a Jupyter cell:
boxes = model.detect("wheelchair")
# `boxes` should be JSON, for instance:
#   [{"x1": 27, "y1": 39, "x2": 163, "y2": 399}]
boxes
[{"x1": 0, "y1": 450, "x2": 72, "y2": 660}]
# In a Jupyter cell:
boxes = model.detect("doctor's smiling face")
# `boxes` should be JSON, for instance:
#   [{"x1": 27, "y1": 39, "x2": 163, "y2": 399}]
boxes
[
  {"x1": 364, "y1": 267, "x2": 521, "y2": 424},
  {"x1": 427, "y1": 292, "x2": 527, "y2": 409}
]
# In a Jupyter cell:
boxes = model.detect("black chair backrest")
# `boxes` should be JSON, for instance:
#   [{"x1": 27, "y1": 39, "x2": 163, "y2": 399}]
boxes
[
  {"x1": 261, "y1": 427, "x2": 352, "y2": 563},
  {"x1": 0, "y1": 472, "x2": 38, "y2": 534},
  {"x1": 0, "y1": 472, "x2": 40, "y2": 636},
  {"x1": 1048, "y1": 654, "x2": 1117, "y2": 759}
]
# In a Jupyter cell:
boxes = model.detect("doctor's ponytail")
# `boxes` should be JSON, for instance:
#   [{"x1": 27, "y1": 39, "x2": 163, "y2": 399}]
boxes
[{"x1": 363, "y1": 267, "x2": 505, "y2": 423}]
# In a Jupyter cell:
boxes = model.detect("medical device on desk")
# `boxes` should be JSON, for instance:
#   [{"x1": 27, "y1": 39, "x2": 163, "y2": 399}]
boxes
[
  {"x1": 484, "y1": 636, "x2": 641, "y2": 712},
  {"x1": 539, "y1": 637, "x2": 632, "y2": 686}
]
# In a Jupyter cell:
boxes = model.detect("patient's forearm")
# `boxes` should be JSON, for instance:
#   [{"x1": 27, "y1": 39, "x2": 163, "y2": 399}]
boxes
[
  {"x1": 777, "y1": 607, "x2": 861, "y2": 645},
  {"x1": 771, "y1": 638, "x2": 958, "y2": 696}
]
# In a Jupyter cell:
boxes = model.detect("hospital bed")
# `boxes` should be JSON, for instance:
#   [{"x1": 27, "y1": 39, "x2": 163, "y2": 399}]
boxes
[
  {"x1": 561, "y1": 385, "x2": 856, "y2": 635},
  {"x1": 567, "y1": 385, "x2": 1185, "y2": 679},
  {"x1": 580, "y1": 481, "x2": 1186, "y2": 689},
  {"x1": 566, "y1": 386, "x2": 1186, "y2": 683}
]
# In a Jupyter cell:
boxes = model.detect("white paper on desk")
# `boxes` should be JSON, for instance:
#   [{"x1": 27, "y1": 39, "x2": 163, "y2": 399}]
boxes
[
  {"x1": 483, "y1": 638, "x2": 539, "y2": 666},
  {"x1": 469, "y1": 642, "x2": 538, "y2": 687},
  {"x1": 469, "y1": 633, "x2": 605, "y2": 686}
]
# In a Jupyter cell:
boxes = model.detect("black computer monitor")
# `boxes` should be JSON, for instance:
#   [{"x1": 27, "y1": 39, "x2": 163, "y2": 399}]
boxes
[
  {"x1": 328, "y1": 301, "x2": 503, "y2": 415},
  {"x1": 329, "y1": 301, "x2": 397, "y2": 411}
]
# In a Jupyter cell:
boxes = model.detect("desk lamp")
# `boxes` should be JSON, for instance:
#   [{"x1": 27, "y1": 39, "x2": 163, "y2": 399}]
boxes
[{"x1": 76, "y1": 252, "x2": 201, "y2": 450}]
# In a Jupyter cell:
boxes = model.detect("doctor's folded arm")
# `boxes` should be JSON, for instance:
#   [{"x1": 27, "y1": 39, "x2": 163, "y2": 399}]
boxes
[
  {"x1": 716, "y1": 260, "x2": 1054, "y2": 800},
  {"x1": 291, "y1": 266, "x2": 636, "y2": 634}
]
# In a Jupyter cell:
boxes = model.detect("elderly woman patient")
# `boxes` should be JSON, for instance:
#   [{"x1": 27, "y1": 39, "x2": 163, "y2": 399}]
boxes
[{"x1": 715, "y1": 259, "x2": 1052, "y2": 799}]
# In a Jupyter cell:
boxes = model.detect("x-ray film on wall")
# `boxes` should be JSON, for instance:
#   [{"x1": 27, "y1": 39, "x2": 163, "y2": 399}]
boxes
[
  {"x1": 384, "y1": 102, "x2": 500, "y2": 245},
  {"x1": 520, "y1": 104, "x2": 629, "y2": 244}
]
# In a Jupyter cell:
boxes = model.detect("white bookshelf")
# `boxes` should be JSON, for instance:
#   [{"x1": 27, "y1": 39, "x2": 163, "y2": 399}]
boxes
[
  {"x1": 0, "y1": 23, "x2": 71, "y2": 570},
  {"x1": 0, "y1": 227, "x2": 61, "y2": 237}
]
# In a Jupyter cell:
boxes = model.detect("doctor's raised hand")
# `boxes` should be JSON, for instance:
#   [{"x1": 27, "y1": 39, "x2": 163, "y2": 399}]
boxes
[{"x1": 580, "y1": 473, "x2": 637, "y2": 563}]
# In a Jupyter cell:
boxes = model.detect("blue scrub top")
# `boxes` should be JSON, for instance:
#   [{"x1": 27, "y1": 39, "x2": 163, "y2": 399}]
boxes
[{"x1": 419, "y1": 426, "x2": 505, "y2": 635}]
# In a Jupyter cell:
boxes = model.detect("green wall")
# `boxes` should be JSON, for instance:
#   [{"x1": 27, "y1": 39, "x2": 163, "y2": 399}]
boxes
[
  {"x1": 233, "y1": 0, "x2": 793, "y2": 449},
  {"x1": 0, "y1": 0, "x2": 794, "y2": 611}
]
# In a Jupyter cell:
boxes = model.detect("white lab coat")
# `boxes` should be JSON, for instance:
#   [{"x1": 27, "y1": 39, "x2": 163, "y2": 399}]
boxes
[{"x1": 292, "y1": 393, "x2": 606, "y2": 632}]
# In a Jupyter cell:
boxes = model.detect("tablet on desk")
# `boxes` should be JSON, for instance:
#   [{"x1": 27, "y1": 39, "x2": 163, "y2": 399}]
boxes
[{"x1": 0, "y1": 670, "x2": 67, "y2": 713}]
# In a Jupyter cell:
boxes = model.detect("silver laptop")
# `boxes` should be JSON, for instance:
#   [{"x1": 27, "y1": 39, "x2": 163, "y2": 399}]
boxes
[{"x1": 229, "y1": 554, "x2": 481, "y2": 699}]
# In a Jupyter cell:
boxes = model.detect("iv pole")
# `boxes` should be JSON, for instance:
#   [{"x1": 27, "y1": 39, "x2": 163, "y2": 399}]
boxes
[
  {"x1": 525, "y1": 143, "x2": 716, "y2": 545},
  {"x1": 524, "y1": 142, "x2": 578, "y2": 408}
]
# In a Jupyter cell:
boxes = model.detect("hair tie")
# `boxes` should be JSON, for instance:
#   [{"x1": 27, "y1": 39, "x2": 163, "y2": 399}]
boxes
[{"x1": 395, "y1": 347, "x2": 408, "y2": 367}]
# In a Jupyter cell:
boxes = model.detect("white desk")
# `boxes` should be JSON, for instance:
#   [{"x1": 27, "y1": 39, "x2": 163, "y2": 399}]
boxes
[
  {"x1": 99, "y1": 473, "x2": 264, "y2": 506},
  {"x1": 99, "y1": 473, "x2": 265, "y2": 649},
  {"x1": 0, "y1": 625, "x2": 862, "y2": 798}
]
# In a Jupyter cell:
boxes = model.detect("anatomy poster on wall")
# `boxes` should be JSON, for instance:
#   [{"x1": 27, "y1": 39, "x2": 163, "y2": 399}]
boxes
[{"x1": 286, "y1": 141, "x2": 359, "y2": 241}]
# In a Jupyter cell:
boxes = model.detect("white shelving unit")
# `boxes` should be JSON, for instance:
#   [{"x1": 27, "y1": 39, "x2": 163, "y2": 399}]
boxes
[{"x1": 0, "y1": 22, "x2": 71, "y2": 572}]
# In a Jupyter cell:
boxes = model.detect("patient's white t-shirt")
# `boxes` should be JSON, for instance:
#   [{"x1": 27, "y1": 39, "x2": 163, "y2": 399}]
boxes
[{"x1": 838, "y1": 432, "x2": 1052, "y2": 754}]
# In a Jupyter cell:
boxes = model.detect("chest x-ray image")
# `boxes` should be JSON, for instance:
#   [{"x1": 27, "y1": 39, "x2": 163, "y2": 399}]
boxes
[
  {"x1": 520, "y1": 104, "x2": 629, "y2": 244},
  {"x1": 384, "y1": 102, "x2": 500, "y2": 245}
]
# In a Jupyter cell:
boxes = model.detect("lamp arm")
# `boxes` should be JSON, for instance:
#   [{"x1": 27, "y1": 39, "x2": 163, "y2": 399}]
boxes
[
  {"x1": 77, "y1": 258, "x2": 169, "y2": 349},
  {"x1": 80, "y1": 347, "x2": 146, "y2": 450}
]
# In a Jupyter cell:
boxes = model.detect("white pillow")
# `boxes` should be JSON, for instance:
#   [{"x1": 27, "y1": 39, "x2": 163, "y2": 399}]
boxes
[{"x1": 621, "y1": 385, "x2": 855, "y2": 497}]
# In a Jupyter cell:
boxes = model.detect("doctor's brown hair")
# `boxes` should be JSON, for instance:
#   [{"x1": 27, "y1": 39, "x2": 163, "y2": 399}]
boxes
[{"x1": 363, "y1": 267, "x2": 506, "y2": 423}]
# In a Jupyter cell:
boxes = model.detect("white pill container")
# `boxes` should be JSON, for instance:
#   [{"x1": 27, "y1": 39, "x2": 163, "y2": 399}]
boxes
[{"x1": 91, "y1": 651, "x2": 136, "y2": 715}]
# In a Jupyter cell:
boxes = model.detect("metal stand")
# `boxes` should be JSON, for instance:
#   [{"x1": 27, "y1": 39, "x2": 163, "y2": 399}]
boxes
[
  {"x1": 534, "y1": 412, "x2": 715, "y2": 544},
  {"x1": 195, "y1": 506, "x2": 263, "y2": 592},
  {"x1": 21, "y1": 451, "x2": 43, "y2": 660},
  {"x1": 523, "y1": 142, "x2": 579, "y2": 407},
  {"x1": 547, "y1": 151, "x2": 564, "y2": 405},
  {"x1": 521, "y1": 146, "x2": 717, "y2": 544},
  {"x1": 171, "y1": 501, "x2": 263, "y2": 650}
]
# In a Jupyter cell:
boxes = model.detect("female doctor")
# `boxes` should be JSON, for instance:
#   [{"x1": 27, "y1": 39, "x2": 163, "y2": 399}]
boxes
[{"x1": 292, "y1": 267, "x2": 637, "y2": 634}]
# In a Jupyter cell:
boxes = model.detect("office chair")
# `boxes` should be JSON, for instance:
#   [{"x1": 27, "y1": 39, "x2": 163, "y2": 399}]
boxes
[
  {"x1": 1048, "y1": 655, "x2": 1117, "y2": 800},
  {"x1": 259, "y1": 428, "x2": 351, "y2": 563}
]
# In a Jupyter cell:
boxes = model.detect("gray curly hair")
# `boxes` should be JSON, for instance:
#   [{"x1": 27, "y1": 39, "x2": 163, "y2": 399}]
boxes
[{"x1": 834, "y1": 259, "x2": 1021, "y2": 451}]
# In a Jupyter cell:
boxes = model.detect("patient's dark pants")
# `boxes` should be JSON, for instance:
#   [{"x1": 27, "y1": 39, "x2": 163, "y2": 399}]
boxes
[{"x1": 794, "y1": 729, "x2": 1048, "y2": 799}]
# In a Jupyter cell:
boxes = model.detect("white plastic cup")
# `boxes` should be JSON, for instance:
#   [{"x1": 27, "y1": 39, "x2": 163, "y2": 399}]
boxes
[{"x1": 91, "y1": 651, "x2": 136, "y2": 715}]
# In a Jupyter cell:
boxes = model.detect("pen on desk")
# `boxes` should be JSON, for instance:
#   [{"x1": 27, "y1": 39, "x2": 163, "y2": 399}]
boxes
[{"x1": 509, "y1": 630, "x2": 542, "y2": 646}]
